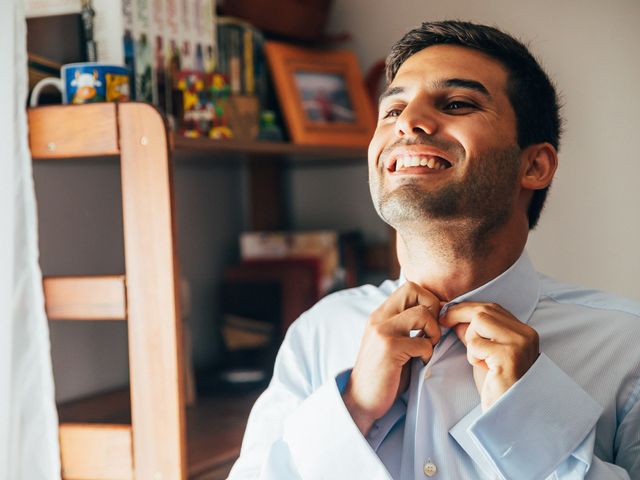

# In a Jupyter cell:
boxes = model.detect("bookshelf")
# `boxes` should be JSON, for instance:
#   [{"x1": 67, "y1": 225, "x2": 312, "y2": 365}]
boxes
[
  {"x1": 173, "y1": 134, "x2": 396, "y2": 274},
  {"x1": 57, "y1": 387, "x2": 263, "y2": 480},
  {"x1": 174, "y1": 135, "x2": 368, "y2": 162},
  {"x1": 174, "y1": 134, "x2": 381, "y2": 243},
  {"x1": 31, "y1": 103, "x2": 186, "y2": 479},
  {"x1": 31, "y1": 102, "x2": 395, "y2": 480}
]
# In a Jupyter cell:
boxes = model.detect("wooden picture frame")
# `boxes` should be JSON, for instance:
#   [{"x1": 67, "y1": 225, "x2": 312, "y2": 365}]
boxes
[{"x1": 264, "y1": 41, "x2": 376, "y2": 146}]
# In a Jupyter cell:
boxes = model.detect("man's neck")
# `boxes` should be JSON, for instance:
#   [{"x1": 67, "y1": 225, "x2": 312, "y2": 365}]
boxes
[{"x1": 396, "y1": 219, "x2": 527, "y2": 301}]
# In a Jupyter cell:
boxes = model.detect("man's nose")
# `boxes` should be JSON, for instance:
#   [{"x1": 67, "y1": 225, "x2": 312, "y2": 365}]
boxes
[{"x1": 395, "y1": 99, "x2": 438, "y2": 138}]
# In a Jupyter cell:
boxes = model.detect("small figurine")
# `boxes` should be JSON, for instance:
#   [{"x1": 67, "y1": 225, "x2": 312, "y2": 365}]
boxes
[
  {"x1": 207, "y1": 73, "x2": 233, "y2": 139},
  {"x1": 177, "y1": 70, "x2": 236, "y2": 139},
  {"x1": 177, "y1": 71, "x2": 209, "y2": 137},
  {"x1": 257, "y1": 111, "x2": 284, "y2": 141}
]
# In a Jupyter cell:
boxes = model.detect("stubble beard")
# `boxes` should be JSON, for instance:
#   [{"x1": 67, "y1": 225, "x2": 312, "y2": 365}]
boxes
[{"x1": 371, "y1": 145, "x2": 522, "y2": 259}]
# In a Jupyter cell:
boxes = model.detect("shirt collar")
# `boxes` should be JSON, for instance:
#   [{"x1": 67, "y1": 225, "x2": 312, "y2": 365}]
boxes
[{"x1": 400, "y1": 249, "x2": 541, "y2": 325}]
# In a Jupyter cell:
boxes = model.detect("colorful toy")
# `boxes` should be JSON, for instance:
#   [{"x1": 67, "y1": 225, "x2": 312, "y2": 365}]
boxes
[{"x1": 177, "y1": 70, "x2": 234, "y2": 139}]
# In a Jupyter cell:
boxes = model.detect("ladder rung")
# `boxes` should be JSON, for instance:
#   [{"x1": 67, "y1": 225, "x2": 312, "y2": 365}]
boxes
[
  {"x1": 28, "y1": 104, "x2": 119, "y2": 159},
  {"x1": 44, "y1": 275, "x2": 126, "y2": 320},
  {"x1": 59, "y1": 423, "x2": 133, "y2": 480}
]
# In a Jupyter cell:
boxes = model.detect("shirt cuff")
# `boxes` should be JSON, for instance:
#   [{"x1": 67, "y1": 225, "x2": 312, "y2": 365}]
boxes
[
  {"x1": 283, "y1": 370, "x2": 393, "y2": 480},
  {"x1": 338, "y1": 370, "x2": 406, "y2": 453},
  {"x1": 450, "y1": 353, "x2": 603, "y2": 480}
]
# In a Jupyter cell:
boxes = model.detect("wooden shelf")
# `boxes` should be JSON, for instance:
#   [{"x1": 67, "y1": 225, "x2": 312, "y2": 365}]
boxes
[
  {"x1": 173, "y1": 135, "x2": 367, "y2": 163},
  {"x1": 173, "y1": 135, "x2": 370, "y2": 230},
  {"x1": 58, "y1": 388, "x2": 263, "y2": 480}
]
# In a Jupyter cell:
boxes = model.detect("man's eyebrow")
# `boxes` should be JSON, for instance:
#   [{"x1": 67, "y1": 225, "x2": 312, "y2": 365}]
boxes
[
  {"x1": 378, "y1": 86, "x2": 404, "y2": 104},
  {"x1": 378, "y1": 78, "x2": 493, "y2": 105},
  {"x1": 434, "y1": 78, "x2": 492, "y2": 99}
]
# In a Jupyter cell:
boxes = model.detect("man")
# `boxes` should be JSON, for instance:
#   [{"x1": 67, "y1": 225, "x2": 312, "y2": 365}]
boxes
[{"x1": 229, "y1": 21, "x2": 640, "y2": 479}]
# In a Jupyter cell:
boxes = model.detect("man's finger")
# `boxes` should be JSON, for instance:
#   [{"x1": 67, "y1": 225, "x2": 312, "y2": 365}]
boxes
[
  {"x1": 386, "y1": 305, "x2": 441, "y2": 345},
  {"x1": 453, "y1": 323, "x2": 468, "y2": 346},
  {"x1": 440, "y1": 303, "x2": 511, "y2": 342},
  {"x1": 392, "y1": 336, "x2": 434, "y2": 364},
  {"x1": 466, "y1": 335, "x2": 494, "y2": 362},
  {"x1": 378, "y1": 281, "x2": 441, "y2": 318}
]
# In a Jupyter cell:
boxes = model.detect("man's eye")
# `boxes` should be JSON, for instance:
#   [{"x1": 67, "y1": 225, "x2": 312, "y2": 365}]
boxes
[
  {"x1": 444, "y1": 101, "x2": 476, "y2": 111},
  {"x1": 382, "y1": 108, "x2": 402, "y2": 119}
]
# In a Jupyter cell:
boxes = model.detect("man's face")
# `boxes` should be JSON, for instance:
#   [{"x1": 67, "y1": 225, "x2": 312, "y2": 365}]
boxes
[{"x1": 368, "y1": 45, "x2": 523, "y2": 232}]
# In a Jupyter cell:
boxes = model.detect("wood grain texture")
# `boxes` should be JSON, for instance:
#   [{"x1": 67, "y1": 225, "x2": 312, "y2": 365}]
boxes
[
  {"x1": 186, "y1": 392, "x2": 262, "y2": 478},
  {"x1": 59, "y1": 423, "x2": 133, "y2": 480},
  {"x1": 57, "y1": 388, "x2": 131, "y2": 425},
  {"x1": 55, "y1": 388, "x2": 262, "y2": 479},
  {"x1": 118, "y1": 102, "x2": 187, "y2": 480},
  {"x1": 28, "y1": 104, "x2": 119, "y2": 159},
  {"x1": 44, "y1": 275, "x2": 126, "y2": 320},
  {"x1": 173, "y1": 135, "x2": 367, "y2": 161}
]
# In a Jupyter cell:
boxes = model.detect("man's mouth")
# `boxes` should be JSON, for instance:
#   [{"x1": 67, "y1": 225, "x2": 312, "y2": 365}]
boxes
[{"x1": 389, "y1": 154, "x2": 453, "y2": 172}]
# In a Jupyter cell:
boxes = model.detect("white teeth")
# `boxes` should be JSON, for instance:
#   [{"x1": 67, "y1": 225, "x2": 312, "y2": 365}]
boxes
[{"x1": 393, "y1": 155, "x2": 449, "y2": 171}]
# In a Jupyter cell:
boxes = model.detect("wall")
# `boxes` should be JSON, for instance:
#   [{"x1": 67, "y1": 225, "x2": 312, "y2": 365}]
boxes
[
  {"x1": 322, "y1": 0, "x2": 640, "y2": 300},
  {"x1": 287, "y1": 162, "x2": 387, "y2": 245}
]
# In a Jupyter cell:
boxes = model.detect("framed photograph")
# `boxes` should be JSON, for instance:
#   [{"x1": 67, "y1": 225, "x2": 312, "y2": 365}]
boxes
[{"x1": 264, "y1": 41, "x2": 375, "y2": 146}]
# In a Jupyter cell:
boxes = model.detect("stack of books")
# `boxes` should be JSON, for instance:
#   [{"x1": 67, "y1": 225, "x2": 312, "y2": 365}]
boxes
[
  {"x1": 92, "y1": 0, "x2": 217, "y2": 112},
  {"x1": 239, "y1": 230, "x2": 341, "y2": 296},
  {"x1": 216, "y1": 16, "x2": 268, "y2": 104}
]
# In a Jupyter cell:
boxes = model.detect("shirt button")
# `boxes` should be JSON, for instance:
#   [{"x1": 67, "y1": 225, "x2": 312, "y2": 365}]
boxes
[
  {"x1": 423, "y1": 460, "x2": 437, "y2": 477},
  {"x1": 424, "y1": 368, "x2": 432, "y2": 379}
]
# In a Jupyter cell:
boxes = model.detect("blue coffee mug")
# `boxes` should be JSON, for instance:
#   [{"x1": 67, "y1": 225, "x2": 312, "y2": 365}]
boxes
[{"x1": 30, "y1": 62, "x2": 130, "y2": 106}]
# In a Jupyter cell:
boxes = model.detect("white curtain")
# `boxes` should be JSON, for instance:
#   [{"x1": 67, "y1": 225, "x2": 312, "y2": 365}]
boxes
[{"x1": 0, "y1": 0, "x2": 61, "y2": 479}]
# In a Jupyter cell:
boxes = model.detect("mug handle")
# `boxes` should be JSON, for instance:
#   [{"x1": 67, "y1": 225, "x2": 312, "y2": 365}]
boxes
[{"x1": 29, "y1": 77, "x2": 63, "y2": 107}]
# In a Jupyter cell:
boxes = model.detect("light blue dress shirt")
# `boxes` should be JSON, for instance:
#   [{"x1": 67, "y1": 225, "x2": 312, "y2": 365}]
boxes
[{"x1": 228, "y1": 251, "x2": 640, "y2": 479}]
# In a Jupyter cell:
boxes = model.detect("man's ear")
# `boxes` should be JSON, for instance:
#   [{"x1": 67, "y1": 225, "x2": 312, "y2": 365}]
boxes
[{"x1": 520, "y1": 143, "x2": 558, "y2": 190}]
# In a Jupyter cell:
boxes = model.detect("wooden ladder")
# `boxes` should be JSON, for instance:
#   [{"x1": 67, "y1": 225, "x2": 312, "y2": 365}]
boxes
[{"x1": 29, "y1": 103, "x2": 187, "y2": 480}]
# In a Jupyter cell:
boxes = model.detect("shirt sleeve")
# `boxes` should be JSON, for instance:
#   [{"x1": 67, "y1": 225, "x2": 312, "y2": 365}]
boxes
[
  {"x1": 228, "y1": 317, "x2": 393, "y2": 480},
  {"x1": 450, "y1": 353, "x2": 635, "y2": 479}
]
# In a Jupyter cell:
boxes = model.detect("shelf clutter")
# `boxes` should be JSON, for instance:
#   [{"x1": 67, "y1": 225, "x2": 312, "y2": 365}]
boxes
[{"x1": 27, "y1": 0, "x2": 375, "y2": 146}]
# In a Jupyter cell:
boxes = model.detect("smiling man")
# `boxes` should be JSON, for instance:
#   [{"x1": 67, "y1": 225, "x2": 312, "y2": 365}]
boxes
[{"x1": 229, "y1": 21, "x2": 640, "y2": 480}]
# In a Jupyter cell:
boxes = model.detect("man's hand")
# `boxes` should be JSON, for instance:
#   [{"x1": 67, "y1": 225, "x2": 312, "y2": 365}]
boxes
[
  {"x1": 440, "y1": 302, "x2": 539, "y2": 411},
  {"x1": 342, "y1": 282, "x2": 441, "y2": 436}
]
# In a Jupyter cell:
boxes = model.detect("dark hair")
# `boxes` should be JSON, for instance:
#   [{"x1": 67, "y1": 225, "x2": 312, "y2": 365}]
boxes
[{"x1": 386, "y1": 20, "x2": 562, "y2": 229}]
